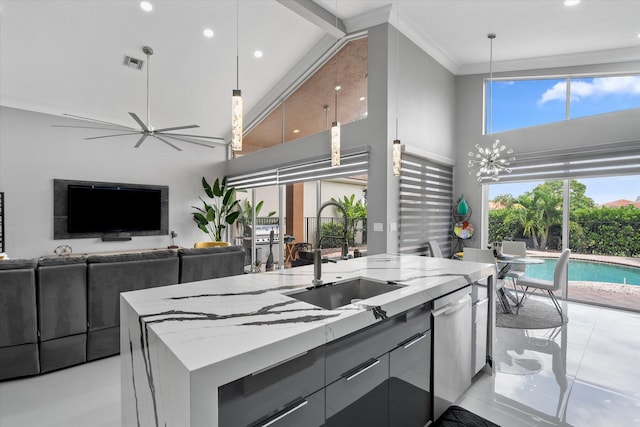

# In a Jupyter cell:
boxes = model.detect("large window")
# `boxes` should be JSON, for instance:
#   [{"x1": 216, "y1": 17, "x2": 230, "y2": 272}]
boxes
[
  {"x1": 489, "y1": 74, "x2": 640, "y2": 133},
  {"x1": 242, "y1": 37, "x2": 368, "y2": 155},
  {"x1": 488, "y1": 175, "x2": 640, "y2": 312}
]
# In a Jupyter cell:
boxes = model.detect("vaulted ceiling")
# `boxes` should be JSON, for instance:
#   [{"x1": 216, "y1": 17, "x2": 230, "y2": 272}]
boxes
[{"x1": 1, "y1": 0, "x2": 638, "y2": 148}]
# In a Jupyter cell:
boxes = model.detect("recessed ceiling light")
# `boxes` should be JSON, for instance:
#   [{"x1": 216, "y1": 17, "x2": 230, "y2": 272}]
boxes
[
  {"x1": 292, "y1": 129, "x2": 300, "y2": 134},
  {"x1": 335, "y1": 85, "x2": 342, "y2": 91},
  {"x1": 140, "y1": 1, "x2": 153, "y2": 12},
  {"x1": 203, "y1": 28, "x2": 214, "y2": 38},
  {"x1": 359, "y1": 96, "x2": 366, "y2": 101},
  {"x1": 254, "y1": 50, "x2": 263, "y2": 58},
  {"x1": 563, "y1": 0, "x2": 580, "y2": 6}
]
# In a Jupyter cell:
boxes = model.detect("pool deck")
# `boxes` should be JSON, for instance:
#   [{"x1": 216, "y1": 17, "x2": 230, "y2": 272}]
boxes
[{"x1": 525, "y1": 250, "x2": 640, "y2": 312}]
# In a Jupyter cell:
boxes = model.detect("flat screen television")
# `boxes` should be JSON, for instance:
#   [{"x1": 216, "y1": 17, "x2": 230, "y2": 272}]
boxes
[
  {"x1": 53, "y1": 179, "x2": 169, "y2": 239},
  {"x1": 68, "y1": 185, "x2": 161, "y2": 233}
]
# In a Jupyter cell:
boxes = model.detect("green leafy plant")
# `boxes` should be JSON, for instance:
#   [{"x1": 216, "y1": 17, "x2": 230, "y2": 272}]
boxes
[
  {"x1": 192, "y1": 177, "x2": 241, "y2": 242},
  {"x1": 330, "y1": 194, "x2": 367, "y2": 246}
]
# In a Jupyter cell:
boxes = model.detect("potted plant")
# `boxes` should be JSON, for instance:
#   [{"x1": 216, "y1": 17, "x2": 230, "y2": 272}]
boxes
[{"x1": 192, "y1": 176, "x2": 241, "y2": 246}]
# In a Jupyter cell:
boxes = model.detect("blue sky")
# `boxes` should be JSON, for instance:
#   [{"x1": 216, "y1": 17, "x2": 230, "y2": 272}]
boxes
[
  {"x1": 489, "y1": 75, "x2": 640, "y2": 133},
  {"x1": 488, "y1": 176, "x2": 640, "y2": 205},
  {"x1": 487, "y1": 75, "x2": 639, "y2": 204}
]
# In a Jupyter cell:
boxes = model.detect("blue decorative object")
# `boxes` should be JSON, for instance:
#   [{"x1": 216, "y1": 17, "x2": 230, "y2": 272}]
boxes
[{"x1": 457, "y1": 195, "x2": 469, "y2": 217}]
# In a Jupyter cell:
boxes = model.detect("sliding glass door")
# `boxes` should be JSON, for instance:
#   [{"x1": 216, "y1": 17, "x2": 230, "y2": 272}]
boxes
[{"x1": 488, "y1": 175, "x2": 640, "y2": 312}]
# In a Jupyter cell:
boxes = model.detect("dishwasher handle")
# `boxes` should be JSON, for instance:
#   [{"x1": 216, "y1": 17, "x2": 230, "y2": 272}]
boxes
[{"x1": 432, "y1": 294, "x2": 471, "y2": 318}]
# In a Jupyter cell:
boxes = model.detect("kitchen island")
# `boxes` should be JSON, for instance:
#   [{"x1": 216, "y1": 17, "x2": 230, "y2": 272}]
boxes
[{"x1": 121, "y1": 254, "x2": 495, "y2": 427}]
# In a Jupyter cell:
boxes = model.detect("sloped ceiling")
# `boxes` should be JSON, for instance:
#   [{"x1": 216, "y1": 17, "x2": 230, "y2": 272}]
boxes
[{"x1": 1, "y1": 0, "x2": 638, "y2": 146}]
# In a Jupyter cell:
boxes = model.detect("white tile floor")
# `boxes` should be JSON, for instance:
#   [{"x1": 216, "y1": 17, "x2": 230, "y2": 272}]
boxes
[
  {"x1": 458, "y1": 298, "x2": 640, "y2": 426},
  {"x1": 0, "y1": 298, "x2": 638, "y2": 426}
]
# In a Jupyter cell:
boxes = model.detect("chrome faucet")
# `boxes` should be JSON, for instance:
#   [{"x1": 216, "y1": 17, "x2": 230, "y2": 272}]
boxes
[{"x1": 313, "y1": 201, "x2": 349, "y2": 286}]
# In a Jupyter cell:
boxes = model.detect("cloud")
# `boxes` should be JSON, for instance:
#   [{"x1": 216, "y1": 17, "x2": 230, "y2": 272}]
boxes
[{"x1": 538, "y1": 76, "x2": 640, "y2": 105}]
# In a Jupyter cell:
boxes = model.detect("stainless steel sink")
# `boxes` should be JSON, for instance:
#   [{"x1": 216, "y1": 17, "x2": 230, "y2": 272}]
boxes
[{"x1": 287, "y1": 277, "x2": 404, "y2": 310}]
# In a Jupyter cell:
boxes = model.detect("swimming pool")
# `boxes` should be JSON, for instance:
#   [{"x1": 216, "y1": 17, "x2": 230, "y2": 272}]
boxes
[{"x1": 524, "y1": 258, "x2": 640, "y2": 286}]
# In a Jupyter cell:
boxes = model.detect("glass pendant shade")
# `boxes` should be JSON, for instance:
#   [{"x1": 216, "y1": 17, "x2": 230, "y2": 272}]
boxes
[
  {"x1": 231, "y1": 89, "x2": 243, "y2": 151},
  {"x1": 392, "y1": 139, "x2": 401, "y2": 176},
  {"x1": 331, "y1": 121, "x2": 340, "y2": 166},
  {"x1": 457, "y1": 194, "x2": 469, "y2": 216}
]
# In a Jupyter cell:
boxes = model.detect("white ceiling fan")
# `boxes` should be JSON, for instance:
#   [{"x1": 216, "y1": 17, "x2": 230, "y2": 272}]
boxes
[{"x1": 53, "y1": 46, "x2": 225, "y2": 151}]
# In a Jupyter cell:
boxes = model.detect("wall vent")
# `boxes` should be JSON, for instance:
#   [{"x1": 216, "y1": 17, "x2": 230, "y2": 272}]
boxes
[{"x1": 123, "y1": 55, "x2": 144, "y2": 70}]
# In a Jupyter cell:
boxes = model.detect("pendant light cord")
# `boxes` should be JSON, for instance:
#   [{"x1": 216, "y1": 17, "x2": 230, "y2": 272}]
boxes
[
  {"x1": 488, "y1": 33, "x2": 495, "y2": 138},
  {"x1": 146, "y1": 49, "x2": 150, "y2": 127},
  {"x1": 236, "y1": 1, "x2": 239, "y2": 90},
  {"x1": 395, "y1": 0, "x2": 399, "y2": 140}
]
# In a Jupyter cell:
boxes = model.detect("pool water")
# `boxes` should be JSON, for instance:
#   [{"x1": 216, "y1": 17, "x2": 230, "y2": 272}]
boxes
[{"x1": 525, "y1": 259, "x2": 640, "y2": 286}]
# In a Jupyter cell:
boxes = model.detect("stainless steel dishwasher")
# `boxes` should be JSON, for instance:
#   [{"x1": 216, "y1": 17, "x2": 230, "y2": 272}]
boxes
[{"x1": 432, "y1": 285, "x2": 472, "y2": 421}]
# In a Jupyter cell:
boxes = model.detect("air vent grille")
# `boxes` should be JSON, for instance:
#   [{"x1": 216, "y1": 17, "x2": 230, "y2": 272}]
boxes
[{"x1": 123, "y1": 55, "x2": 144, "y2": 70}]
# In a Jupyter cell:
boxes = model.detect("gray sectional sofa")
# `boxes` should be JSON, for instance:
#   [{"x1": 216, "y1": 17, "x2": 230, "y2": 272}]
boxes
[{"x1": 0, "y1": 245, "x2": 244, "y2": 381}]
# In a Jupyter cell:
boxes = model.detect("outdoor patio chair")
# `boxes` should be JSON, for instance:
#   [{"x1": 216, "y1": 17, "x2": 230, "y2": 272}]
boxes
[{"x1": 515, "y1": 248, "x2": 571, "y2": 320}]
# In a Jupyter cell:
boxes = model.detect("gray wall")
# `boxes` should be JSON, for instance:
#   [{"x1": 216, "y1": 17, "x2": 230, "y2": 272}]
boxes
[
  {"x1": 454, "y1": 61, "x2": 640, "y2": 248},
  {"x1": 0, "y1": 106, "x2": 226, "y2": 258},
  {"x1": 227, "y1": 24, "x2": 456, "y2": 255}
]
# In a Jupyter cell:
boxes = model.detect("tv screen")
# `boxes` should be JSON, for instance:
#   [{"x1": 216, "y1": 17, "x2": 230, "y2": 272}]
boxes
[{"x1": 67, "y1": 184, "x2": 162, "y2": 233}]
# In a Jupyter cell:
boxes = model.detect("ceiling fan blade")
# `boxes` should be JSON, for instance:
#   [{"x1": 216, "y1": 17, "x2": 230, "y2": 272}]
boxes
[
  {"x1": 153, "y1": 124, "x2": 199, "y2": 133},
  {"x1": 134, "y1": 134, "x2": 148, "y2": 148},
  {"x1": 52, "y1": 124, "x2": 135, "y2": 131},
  {"x1": 154, "y1": 135, "x2": 182, "y2": 151},
  {"x1": 163, "y1": 132, "x2": 226, "y2": 141},
  {"x1": 129, "y1": 112, "x2": 150, "y2": 132},
  {"x1": 84, "y1": 132, "x2": 141, "y2": 140},
  {"x1": 160, "y1": 134, "x2": 217, "y2": 149},
  {"x1": 62, "y1": 113, "x2": 136, "y2": 130}
]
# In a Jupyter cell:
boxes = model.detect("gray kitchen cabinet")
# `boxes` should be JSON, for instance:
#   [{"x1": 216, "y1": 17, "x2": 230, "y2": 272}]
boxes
[
  {"x1": 218, "y1": 346, "x2": 325, "y2": 427},
  {"x1": 325, "y1": 353, "x2": 390, "y2": 426},
  {"x1": 218, "y1": 304, "x2": 435, "y2": 427},
  {"x1": 326, "y1": 304, "x2": 432, "y2": 427},
  {"x1": 389, "y1": 330, "x2": 432, "y2": 427}
]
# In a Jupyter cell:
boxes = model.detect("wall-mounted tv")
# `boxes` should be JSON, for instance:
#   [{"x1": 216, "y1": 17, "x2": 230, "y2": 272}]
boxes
[{"x1": 54, "y1": 179, "x2": 168, "y2": 239}]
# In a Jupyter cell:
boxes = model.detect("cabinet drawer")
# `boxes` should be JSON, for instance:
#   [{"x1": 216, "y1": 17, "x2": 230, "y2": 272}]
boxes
[
  {"x1": 389, "y1": 330, "x2": 431, "y2": 427},
  {"x1": 326, "y1": 305, "x2": 431, "y2": 384},
  {"x1": 326, "y1": 353, "x2": 390, "y2": 427},
  {"x1": 248, "y1": 389, "x2": 325, "y2": 427},
  {"x1": 218, "y1": 346, "x2": 324, "y2": 426}
]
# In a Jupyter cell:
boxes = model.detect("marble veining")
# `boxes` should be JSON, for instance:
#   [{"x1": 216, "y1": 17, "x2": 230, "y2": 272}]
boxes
[{"x1": 121, "y1": 254, "x2": 495, "y2": 427}]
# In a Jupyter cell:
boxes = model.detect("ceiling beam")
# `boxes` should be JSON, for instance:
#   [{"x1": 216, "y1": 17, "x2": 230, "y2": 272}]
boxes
[{"x1": 277, "y1": 0, "x2": 346, "y2": 39}]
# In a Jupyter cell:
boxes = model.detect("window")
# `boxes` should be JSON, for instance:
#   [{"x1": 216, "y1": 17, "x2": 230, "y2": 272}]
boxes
[
  {"x1": 488, "y1": 74, "x2": 640, "y2": 133},
  {"x1": 242, "y1": 37, "x2": 368, "y2": 155}
]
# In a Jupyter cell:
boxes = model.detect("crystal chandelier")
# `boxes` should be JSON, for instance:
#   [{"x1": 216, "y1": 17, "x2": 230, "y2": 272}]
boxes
[{"x1": 468, "y1": 33, "x2": 515, "y2": 182}]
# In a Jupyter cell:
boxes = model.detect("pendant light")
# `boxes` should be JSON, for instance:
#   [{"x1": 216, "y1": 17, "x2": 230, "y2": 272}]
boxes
[
  {"x1": 330, "y1": 0, "x2": 340, "y2": 167},
  {"x1": 231, "y1": 0, "x2": 243, "y2": 152},
  {"x1": 392, "y1": 1, "x2": 401, "y2": 177},
  {"x1": 468, "y1": 33, "x2": 515, "y2": 182}
]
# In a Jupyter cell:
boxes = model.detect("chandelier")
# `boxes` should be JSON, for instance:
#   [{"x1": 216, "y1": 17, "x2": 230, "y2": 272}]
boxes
[{"x1": 468, "y1": 33, "x2": 514, "y2": 182}]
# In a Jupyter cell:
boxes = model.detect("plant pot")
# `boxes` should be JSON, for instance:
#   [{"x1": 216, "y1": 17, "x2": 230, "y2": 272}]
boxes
[{"x1": 194, "y1": 241, "x2": 230, "y2": 248}]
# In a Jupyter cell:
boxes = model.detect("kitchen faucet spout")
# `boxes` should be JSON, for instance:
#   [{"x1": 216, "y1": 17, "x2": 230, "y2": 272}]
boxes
[{"x1": 313, "y1": 201, "x2": 348, "y2": 286}]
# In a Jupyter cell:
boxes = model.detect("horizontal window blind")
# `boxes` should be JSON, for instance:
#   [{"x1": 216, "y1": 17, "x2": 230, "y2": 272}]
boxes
[
  {"x1": 399, "y1": 153, "x2": 453, "y2": 257},
  {"x1": 485, "y1": 139, "x2": 640, "y2": 183},
  {"x1": 227, "y1": 148, "x2": 369, "y2": 189}
]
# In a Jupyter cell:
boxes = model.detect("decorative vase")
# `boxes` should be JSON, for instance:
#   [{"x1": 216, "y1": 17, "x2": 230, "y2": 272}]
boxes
[{"x1": 457, "y1": 195, "x2": 469, "y2": 217}]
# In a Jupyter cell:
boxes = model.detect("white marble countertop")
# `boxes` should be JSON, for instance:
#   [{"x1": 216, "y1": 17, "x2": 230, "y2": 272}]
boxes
[{"x1": 121, "y1": 254, "x2": 494, "y2": 387}]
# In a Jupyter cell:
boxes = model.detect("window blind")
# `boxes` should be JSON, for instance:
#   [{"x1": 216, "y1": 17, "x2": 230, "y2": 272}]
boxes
[
  {"x1": 399, "y1": 153, "x2": 453, "y2": 257},
  {"x1": 485, "y1": 139, "x2": 640, "y2": 183},
  {"x1": 227, "y1": 148, "x2": 369, "y2": 189}
]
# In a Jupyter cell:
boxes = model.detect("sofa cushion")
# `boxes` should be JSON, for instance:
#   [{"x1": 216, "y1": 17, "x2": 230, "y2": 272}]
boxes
[
  {"x1": 0, "y1": 265, "x2": 38, "y2": 347},
  {"x1": 38, "y1": 256, "x2": 87, "y2": 266},
  {"x1": 87, "y1": 256, "x2": 179, "y2": 330},
  {"x1": 86, "y1": 249, "x2": 176, "y2": 264},
  {"x1": 39, "y1": 333, "x2": 87, "y2": 373},
  {"x1": 178, "y1": 246, "x2": 244, "y2": 283},
  {"x1": 37, "y1": 262, "x2": 87, "y2": 340},
  {"x1": 0, "y1": 259, "x2": 38, "y2": 270}
]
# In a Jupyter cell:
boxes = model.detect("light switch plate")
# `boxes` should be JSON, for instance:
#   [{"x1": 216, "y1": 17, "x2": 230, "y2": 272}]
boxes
[
  {"x1": 373, "y1": 222, "x2": 383, "y2": 232},
  {"x1": 389, "y1": 222, "x2": 397, "y2": 232}
]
